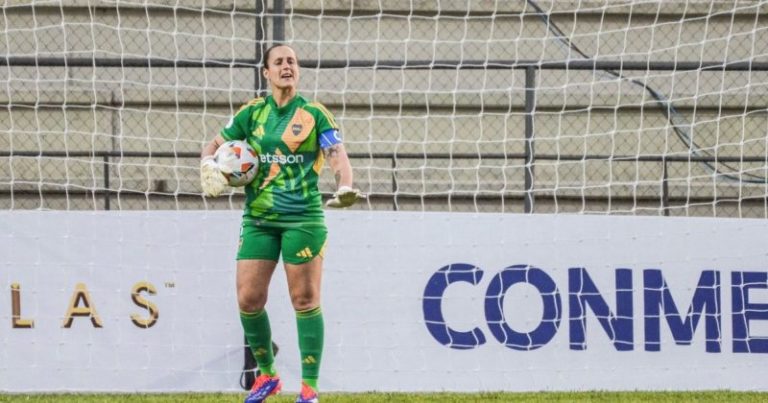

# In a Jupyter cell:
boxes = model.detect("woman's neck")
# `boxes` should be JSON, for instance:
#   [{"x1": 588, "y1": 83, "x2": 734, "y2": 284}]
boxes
[{"x1": 272, "y1": 88, "x2": 297, "y2": 108}]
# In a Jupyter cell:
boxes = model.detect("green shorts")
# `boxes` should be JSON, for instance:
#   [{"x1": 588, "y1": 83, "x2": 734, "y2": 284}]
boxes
[{"x1": 237, "y1": 222, "x2": 328, "y2": 264}]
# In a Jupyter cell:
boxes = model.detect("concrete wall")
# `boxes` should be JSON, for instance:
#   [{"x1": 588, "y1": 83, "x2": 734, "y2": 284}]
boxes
[{"x1": 0, "y1": 0, "x2": 766, "y2": 215}]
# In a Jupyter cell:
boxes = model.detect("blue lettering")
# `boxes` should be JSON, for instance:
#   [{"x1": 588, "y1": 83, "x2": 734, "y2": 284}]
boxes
[
  {"x1": 422, "y1": 263, "x2": 486, "y2": 350},
  {"x1": 484, "y1": 265, "x2": 561, "y2": 350},
  {"x1": 423, "y1": 264, "x2": 766, "y2": 354},
  {"x1": 643, "y1": 269, "x2": 721, "y2": 352},
  {"x1": 732, "y1": 271, "x2": 768, "y2": 353},
  {"x1": 569, "y1": 268, "x2": 633, "y2": 351}
]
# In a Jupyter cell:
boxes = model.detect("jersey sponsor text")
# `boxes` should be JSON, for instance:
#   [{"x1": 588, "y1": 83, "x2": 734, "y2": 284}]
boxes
[{"x1": 259, "y1": 153, "x2": 305, "y2": 164}]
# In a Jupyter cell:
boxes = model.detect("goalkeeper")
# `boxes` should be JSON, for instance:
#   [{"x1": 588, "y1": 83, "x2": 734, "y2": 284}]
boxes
[{"x1": 200, "y1": 44, "x2": 363, "y2": 403}]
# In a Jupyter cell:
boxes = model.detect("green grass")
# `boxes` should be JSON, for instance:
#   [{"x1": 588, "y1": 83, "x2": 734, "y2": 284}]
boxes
[{"x1": 1, "y1": 392, "x2": 766, "y2": 403}]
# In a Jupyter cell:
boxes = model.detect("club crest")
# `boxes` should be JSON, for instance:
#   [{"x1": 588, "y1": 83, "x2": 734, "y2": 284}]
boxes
[{"x1": 292, "y1": 123, "x2": 302, "y2": 135}]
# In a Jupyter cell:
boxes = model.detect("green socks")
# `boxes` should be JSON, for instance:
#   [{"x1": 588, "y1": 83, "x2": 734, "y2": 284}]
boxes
[
  {"x1": 240, "y1": 309, "x2": 277, "y2": 376},
  {"x1": 240, "y1": 306, "x2": 324, "y2": 389},
  {"x1": 296, "y1": 306, "x2": 324, "y2": 389}
]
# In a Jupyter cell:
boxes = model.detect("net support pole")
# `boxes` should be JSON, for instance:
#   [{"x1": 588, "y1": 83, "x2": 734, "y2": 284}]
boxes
[
  {"x1": 662, "y1": 159, "x2": 670, "y2": 216},
  {"x1": 272, "y1": 0, "x2": 285, "y2": 42},
  {"x1": 255, "y1": 0, "x2": 267, "y2": 97},
  {"x1": 392, "y1": 157, "x2": 398, "y2": 211},
  {"x1": 103, "y1": 155, "x2": 111, "y2": 211},
  {"x1": 524, "y1": 66, "x2": 536, "y2": 214}
]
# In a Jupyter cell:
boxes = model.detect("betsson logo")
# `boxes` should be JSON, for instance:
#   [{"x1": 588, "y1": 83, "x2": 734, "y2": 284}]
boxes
[
  {"x1": 259, "y1": 153, "x2": 304, "y2": 164},
  {"x1": 422, "y1": 263, "x2": 768, "y2": 354}
]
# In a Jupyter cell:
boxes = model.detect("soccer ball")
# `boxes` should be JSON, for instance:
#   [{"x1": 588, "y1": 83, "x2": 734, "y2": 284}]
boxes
[{"x1": 214, "y1": 140, "x2": 259, "y2": 187}]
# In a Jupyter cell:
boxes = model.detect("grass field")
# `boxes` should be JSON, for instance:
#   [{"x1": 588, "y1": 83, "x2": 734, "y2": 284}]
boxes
[{"x1": 1, "y1": 392, "x2": 766, "y2": 402}]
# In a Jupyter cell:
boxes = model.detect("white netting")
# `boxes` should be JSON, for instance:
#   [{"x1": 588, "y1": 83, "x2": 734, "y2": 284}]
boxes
[{"x1": 1, "y1": 0, "x2": 767, "y2": 216}]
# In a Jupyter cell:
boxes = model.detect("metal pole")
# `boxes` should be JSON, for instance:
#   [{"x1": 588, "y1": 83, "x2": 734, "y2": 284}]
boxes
[
  {"x1": 255, "y1": 0, "x2": 267, "y2": 97},
  {"x1": 272, "y1": 0, "x2": 285, "y2": 43},
  {"x1": 103, "y1": 155, "x2": 110, "y2": 211},
  {"x1": 5, "y1": 58, "x2": 767, "y2": 71},
  {"x1": 662, "y1": 159, "x2": 670, "y2": 216},
  {"x1": 392, "y1": 157, "x2": 398, "y2": 211},
  {"x1": 524, "y1": 66, "x2": 536, "y2": 214}
]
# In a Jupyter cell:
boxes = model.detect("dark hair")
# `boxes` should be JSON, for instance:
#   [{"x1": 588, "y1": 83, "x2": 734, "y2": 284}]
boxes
[{"x1": 262, "y1": 43, "x2": 295, "y2": 69}]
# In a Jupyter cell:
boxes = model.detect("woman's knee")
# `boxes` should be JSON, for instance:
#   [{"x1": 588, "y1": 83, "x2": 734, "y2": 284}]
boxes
[
  {"x1": 237, "y1": 287, "x2": 267, "y2": 312},
  {"x1": 289, "y1": 289, "x2": 319, "y2": 311}
]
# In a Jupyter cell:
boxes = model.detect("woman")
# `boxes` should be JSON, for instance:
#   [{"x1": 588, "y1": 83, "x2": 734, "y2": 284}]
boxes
[{"x1": 200, "y1": 44, "x2": 362, "y2": 403}]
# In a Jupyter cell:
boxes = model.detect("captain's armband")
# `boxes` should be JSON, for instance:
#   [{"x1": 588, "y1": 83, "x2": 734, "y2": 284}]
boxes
[{"x1": 319, "y1": 129, "x2": 342, "y2": 149}]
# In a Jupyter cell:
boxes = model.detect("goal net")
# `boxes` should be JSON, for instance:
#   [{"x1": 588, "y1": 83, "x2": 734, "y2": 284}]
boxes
[{"x1": 1, "y1": 0, "x2": 767, "y2": 216}]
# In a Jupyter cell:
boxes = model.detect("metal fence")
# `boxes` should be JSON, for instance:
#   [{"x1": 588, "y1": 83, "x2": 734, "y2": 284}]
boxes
[{"x1": 1, "y1": 1, "x2": 767, "y2": 216}]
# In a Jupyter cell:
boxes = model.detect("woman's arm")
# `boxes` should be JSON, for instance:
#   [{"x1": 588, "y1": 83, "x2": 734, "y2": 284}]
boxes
[
  {"x1": 201, "y1": 134, "x2": 225, "y2": 159},
  {"x1": 323, "y1": 143, "x2": 353, "y2": 188},
  {"x1": 323, "y1": 143, "x2": 363, "y2": 208}
]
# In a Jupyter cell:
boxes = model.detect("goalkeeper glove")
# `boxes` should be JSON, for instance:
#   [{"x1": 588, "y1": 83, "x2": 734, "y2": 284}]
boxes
[
  {"x1": 200, "y1": 156, "x2": 229, "y2": 197},
  {"x1": 325, "y1": 186, "x2": 364, "y2": 208}
]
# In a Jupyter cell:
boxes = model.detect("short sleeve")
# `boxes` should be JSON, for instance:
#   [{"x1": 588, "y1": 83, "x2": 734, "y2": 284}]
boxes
[
  {"x1": 220, "y1": 105, "x2": 251, "y2": 141},
  {"x1": 308, "y1": 102, "x2": 339, "y2": 136}
]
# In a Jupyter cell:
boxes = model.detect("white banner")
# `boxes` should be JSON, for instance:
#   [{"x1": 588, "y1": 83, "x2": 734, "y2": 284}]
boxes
[{"x1": 1, "y1": 211, "x2": 767, "y2": 392}]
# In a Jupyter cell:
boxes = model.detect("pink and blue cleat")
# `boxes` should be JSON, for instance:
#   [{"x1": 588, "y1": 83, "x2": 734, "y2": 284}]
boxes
[
  {"x1": 295, "y1": 382, "x2": 319, "y2": 403},
  {"x1": 244, "y1": 374, "x2": 282, "y2": 403}
]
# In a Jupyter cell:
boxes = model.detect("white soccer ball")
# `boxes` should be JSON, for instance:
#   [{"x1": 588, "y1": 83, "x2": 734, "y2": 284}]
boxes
[{"x1": 214, "y1": 140, "x2": 259, "y2": 187}]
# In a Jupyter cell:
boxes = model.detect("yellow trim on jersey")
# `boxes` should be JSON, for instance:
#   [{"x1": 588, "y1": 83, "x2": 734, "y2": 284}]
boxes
[
  {"x1": 222, "y1": 97, "x2": 265, "y2": 141},
  {"x1": 312, "y1": 149, "x2": 325, "y2": 175},
  {"x1": 236, "y1": 97, "x2": 265, "y2": 115},
  {"x1": 307, "y1": 102, "x2": 338, "y2": 128}
]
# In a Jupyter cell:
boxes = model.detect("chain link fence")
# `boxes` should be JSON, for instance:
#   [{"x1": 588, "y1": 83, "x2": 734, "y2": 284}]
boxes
[{"x1": 1, "y1": 1, "x2": 767, "y2": 216}]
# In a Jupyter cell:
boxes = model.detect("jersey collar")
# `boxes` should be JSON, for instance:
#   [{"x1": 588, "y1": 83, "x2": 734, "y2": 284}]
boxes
[{"x1": 267, "y1": 93, "x2": 302, "y2": 114}]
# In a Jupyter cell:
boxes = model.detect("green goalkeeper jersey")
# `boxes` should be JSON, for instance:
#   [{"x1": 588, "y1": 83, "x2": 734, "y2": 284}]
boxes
[{"x1": 220, "y1": 94, "x2": 338, "y2": 225}]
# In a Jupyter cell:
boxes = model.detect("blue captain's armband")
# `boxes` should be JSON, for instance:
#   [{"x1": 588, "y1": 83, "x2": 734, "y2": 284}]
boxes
[{"x1": 319, "y1": 129, "x2": 342, "y2": 149}]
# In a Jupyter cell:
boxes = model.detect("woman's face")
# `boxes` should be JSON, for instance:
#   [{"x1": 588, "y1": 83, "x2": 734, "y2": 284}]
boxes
[{"x1": 263, "y1": 46, "x2": 299, "y2": 91}]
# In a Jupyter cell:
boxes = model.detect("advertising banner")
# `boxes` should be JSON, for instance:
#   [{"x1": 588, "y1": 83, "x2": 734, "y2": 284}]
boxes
[{"x1": 1, "y1": 211, "x2": 767, "y2": 392}]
